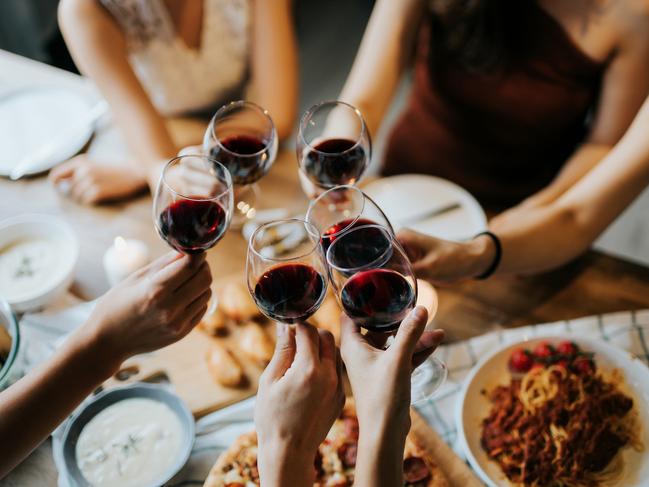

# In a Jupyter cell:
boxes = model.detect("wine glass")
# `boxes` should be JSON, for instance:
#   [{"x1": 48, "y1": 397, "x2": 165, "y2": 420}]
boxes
[
  {"x1": 326, "y1": 224, "x2": 447, "y2": 403},
  {"x1": 297, "y1": 101, "x2": 371, "y2": 193},
  {"x1": 306, "y1": 184, "x2": 393, "y2": 256},
  {"x1": 246, "y1": 219, "x2": 328, "y2": 324},
  {"x1": 203, "y1": 100, "x2": 278, "y2": 228},
  {"x1": 153, "y1": 154, "x2": 233, "y2": 253}
]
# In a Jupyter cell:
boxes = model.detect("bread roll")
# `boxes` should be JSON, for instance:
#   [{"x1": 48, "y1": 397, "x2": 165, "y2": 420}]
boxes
[
  {"x1": 219, "y1": 281, "x2": 259, "y2": 322},
  {"x1": 206, "y1": 343, "x2": 245, "y2": 388},
  {"x1": 238, "y1": 322, "x2": 275, "y2": 366},
  {"x1": 199, "y1": 307, "x2": 228, "y2": 336}
]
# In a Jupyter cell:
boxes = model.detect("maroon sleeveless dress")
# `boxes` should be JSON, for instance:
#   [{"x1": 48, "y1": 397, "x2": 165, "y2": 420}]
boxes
[{"x1": 383, "y1": 2, "x2": 607, "y2": 208}]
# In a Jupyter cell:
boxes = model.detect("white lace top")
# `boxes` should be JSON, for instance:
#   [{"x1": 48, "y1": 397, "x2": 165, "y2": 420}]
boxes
[{"x1": 100, "y1": 0, "x2": 250, "y2": 115}]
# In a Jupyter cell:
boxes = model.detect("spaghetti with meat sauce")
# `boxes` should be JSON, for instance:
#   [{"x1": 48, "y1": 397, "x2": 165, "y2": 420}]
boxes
[{"x1": 481, "y1": 342, "x2": 643, "y2": 486}]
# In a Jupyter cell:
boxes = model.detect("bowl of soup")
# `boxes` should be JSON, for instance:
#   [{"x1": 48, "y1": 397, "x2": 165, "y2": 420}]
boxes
[{"x1": 0, "y1": 214, "x2": 79, "y2": 312}]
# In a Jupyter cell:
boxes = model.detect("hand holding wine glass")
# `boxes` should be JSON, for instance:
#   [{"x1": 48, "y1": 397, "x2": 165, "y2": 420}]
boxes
[
  {"x1": 255, "y1": 324, "x2": 344, "y2": 487},
  {"x1": 340, "y1": 306, "x2": 444, "y2": 487},
  {"x1": 327, "y1": 224, "x2": 447, "y2": 402},
  {"x1": 297, "y1": 101, "x2": 371, "y2": 194}
]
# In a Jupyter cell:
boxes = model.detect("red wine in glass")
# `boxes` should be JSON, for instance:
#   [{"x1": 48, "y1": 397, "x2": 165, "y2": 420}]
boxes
[
  {"x1": 322, "y1": 217, "x2": 378, "y2": 254},
  {"x1": 158, "y1": 199, "x2": 227, "y2": 254},
  {"x1": 340, "y1": 269, "x2": 416, "y2": 332},
  {"x1": 303, "y1": 138, "x2": 367, "y2": 187},
  {"x1": 209, "y1": 134, "x2": 269, "y2": 185},
  {"x1": 254, "y1": 263, "x2": 326, "y2": 323}
]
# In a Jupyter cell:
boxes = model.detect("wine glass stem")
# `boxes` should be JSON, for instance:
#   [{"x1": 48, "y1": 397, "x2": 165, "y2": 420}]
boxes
[{"x1": 411, "y1": 356, "x2": 447, "y2": 405}]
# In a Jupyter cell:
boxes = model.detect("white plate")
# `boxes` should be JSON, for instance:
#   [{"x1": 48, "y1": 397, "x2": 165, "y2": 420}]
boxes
[
  {"x1": 457, "y1": 336, "x2": 649, "y2": 487},
  {"x1": 363, "y1": 174, "x2": 487, "y2": 241},
  {"x1": 0, "y1": 87, "x2": 94, "y2": 177}
]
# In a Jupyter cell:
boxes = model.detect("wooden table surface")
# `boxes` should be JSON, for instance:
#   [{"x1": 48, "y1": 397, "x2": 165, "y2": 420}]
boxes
[{"x1": 3, "y1": 49, "x2": 649, "y2": 486}]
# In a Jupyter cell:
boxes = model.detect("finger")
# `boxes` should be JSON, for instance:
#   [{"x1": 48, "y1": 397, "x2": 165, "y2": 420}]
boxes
[
  {"x1": 154, "y1": 252, "x2": 207, "y2": 288},
  {"x1": 412, "y1": 329, "x2": 445, "y2": 368},
  {"x1": 177, "y1": 302, "x2": 209, "y2": 338},
  {"x1": 295, "y1": 322, "x2": 320, "y2": 365},
  {"x1": 392, "y1": 306, "x2": 428, "y2": 360},
  {"x1": 49, "y1": 160, "x2": 78, "y2": 183},
  {"x1": 263, "y1": 323, "x2": 297, "y2": 381},
  {"x1": 317, "y1": 329, "x2": 336, "y2": 366},
  {"x1": 177, "y1": 288, "x2": 212, "y2": 324},
  {"x1": 173, "y1": 261, "x2": 212, "y2": 304},
  {"x1": 139, "y1": 251, "x2": 183, "y2": 277},
  {"x1": 70, "y1": 176, "x2": 94, "y2": 202},
  {"x1": 340, "y1": 314, "x2": 373, "y2": 358}
]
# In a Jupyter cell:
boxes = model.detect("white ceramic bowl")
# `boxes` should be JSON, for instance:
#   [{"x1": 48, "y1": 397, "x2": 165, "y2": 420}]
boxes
[
  {"x1": 457, "y1": 336, "x2": 649, "y2": 487},
  {"x1": 0, "y1": 214, "x2": 79, "y2": 312}
]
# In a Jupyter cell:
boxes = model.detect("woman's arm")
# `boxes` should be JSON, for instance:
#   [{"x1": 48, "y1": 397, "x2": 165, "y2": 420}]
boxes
[
  {"x1": 247, "y1": 0, "x2": 298, "y2": 141},
  {"x1": 57, "y1": 0, "x2": 178, "y2": 182},
  {"x1": 0, "y1": 252, "x2": 211, "y2": 477},
  {"x1": 341, "y1": 307, "x2": 444, "y2": 487},
  {"x1": 399, "y1": 94, "x2": 649, "y2": 280},
  {"x1": 338, "y1": 0, "x2": 424, "y2": 138}
]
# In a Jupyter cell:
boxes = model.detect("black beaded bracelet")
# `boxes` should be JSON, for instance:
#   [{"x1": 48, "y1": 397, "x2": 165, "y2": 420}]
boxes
[{"x1": 474, "y1": 231, "x2": 502, "y2": 280}]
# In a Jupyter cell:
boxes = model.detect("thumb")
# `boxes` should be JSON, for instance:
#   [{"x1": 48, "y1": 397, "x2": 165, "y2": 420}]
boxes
[
  {"x1": 263, "y1": 324, "x2": 296, "y2": 381},
  {"x1": 392, "y1": 306, "x2": 428, "y2": 361}
]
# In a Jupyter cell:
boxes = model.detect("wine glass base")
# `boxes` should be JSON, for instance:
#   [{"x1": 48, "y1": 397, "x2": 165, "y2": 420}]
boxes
[{"x1": 411, "y1": 357, "x2": 448, "y2": 405}]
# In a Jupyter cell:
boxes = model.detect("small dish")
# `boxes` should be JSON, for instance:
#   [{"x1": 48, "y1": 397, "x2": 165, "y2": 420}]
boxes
[
  {"x1": 0, "y1": 214, "x2": 79, "y2": 312},
  {"x1": 457, "y1": 336, "x2": 649, "y2": 487},
  {"x1": 59, "y1": 383, "x2": 195, "y2": 487},
  {"x1": 0, "y1": 297, "x2": 21, "y2": 390}
]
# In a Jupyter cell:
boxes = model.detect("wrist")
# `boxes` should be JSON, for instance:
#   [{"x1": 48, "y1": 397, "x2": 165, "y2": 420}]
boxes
[
  {"x1": 466, "y1": 234, "x2": 497, "y2": 278},
  {"x1": 257, "y1": 438, "x2": 315, "y2": 487},
  {"x1": 67, "y1": 322, "x2": 125, "y2": 380}
]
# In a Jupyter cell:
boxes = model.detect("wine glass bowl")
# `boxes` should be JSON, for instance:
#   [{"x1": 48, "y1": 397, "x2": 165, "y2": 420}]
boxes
[
  {"x1": 246, "y1": 219, "x2": 328, "y2": 324},
  {"x1": 203, "y1": 100, "x2": 278, "y2": 185},
  {"x1": 327, "y1": 224, "x2": 415, "y2": 332},
  {"x1": 153, "y1": 155, "x2": 233, "y2": 254},
  {"x1": 306, "y1": 185, "x2": 393, "y2": 256},
  {"x1": 297, "y1": 101, "x2": 371, "y2": 190}
]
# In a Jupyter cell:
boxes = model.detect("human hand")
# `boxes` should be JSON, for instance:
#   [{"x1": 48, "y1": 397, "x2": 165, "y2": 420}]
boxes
[
  {"x1": 49, "y1": 154, "x2": 148, "y2": 204},
  {"x1": 255, "y1": 324, "x2": 344, "y2": 487},
  {"x1": 340, "y1": 306, "x2": 444, "y2": 439},
  {"x1": 397, "y1": 228, "x2": 495, "y2": 283},
  {"x1": 76, "y1": 252, "x2": 211, "y2": 371}
]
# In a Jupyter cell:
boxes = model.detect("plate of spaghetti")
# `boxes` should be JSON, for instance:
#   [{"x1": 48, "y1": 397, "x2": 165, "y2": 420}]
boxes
[{"x1": 457, "y1": 336, "x2": 649, "y2": 486}]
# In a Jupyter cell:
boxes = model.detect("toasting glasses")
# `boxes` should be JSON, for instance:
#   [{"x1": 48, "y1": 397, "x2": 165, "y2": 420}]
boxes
[
  {"x1": 326, "y1": 225, "x2": 447, "y2": 403},
  {"x1": 246, "y1": 219, "x2": 328, "y2": 324},
  {"x1": 203, "y1": 100, "x2": 278, "y2": 227},
  {"x1": 297, "y1": 101, "x2": 371, "y2": 193}
]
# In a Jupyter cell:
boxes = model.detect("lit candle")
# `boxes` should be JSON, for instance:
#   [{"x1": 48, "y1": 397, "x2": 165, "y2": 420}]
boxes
[{"x1": 103, "y1": 236, "x2": 150, "y2": 286}]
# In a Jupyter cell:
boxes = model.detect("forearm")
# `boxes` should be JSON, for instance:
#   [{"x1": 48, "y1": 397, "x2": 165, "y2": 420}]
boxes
[
  {"x1": 59, "y1": 1, "x2": 177, "y2": 177},
  {"x1": 355, "y1": 421, "x2": 408, "y2": 487},
  {"x1": 257, "y1": 440, "x2": 315, "y2": 487},
  {"x1": 249, "y1": 0, "x2": 298, "y2": 140},
  {"x1": 0, "y1": 326, "x2": 120, "y2": 477}
]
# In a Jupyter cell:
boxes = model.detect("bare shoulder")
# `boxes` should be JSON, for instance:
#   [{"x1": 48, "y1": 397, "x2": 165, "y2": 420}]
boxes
[
  {"x1": 58, "y1": 0, "x2": 104, "y2": 21},
  {"x1": 609, "y1": 0, "x2": 649, "y2": 39}
]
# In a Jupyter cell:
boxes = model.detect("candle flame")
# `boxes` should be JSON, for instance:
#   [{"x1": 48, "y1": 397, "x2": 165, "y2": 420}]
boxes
[{"x1": 114, "y1": 236, "x2": 127, "y2": 251}]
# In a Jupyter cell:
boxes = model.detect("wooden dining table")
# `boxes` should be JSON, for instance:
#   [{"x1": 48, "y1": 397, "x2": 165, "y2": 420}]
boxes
[{"x1": 2, "y1": 49, "x2": 649, "y2": 485}]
